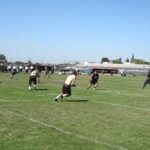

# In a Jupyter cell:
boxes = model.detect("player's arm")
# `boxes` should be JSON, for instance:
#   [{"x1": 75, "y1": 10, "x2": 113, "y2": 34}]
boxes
[{"x1": 90, "y1": 73, "x2": 94, "y2": 79}]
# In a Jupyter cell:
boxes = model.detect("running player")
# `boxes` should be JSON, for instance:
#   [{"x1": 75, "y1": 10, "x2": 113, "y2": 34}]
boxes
[
  {"x1": 87, "y1": 70, "x2": 99, "y2": 89},
  {"x1": 143, "y1": 70, "x2": 150, "y2": 89},
  {"x1": 54, "y1": 70, "x2": 77, "y2": 101},
  {"x1": 28, "y1": 66, "x2": 40, "y2": 90}
]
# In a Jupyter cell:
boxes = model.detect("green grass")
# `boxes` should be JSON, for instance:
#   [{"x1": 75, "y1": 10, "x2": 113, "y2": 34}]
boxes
[{"x1": 0, "y1": 72, "x2": 150, "y2": 150}]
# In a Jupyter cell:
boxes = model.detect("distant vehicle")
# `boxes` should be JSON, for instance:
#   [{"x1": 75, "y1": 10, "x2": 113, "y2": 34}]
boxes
[{"x1": 118, "y1": 69, "x2": 148, "y2": 76}]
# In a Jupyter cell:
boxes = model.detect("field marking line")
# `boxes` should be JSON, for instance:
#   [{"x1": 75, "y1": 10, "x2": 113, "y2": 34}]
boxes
[
  {"x1": 1, "y1": 93, "x2": 150, "y2": 112},
  {"x1": 1, "y1": 109, "x2": 128, "y2": 150},
  {"x1": 0, "y1": 98, "x2": 30, "y2": 102},
  {"x1": 70, "y1": 95, "x2": 150, "y2": 112},
  {"x1": 0, "y1": 99, "x2": 8, "y2": 102},
  {"x1": 87, "y1": 93, "x2": 150, "y2": 112},
  {"x1": 92, "y1": 100, "x2": 150, "y2": 112}
]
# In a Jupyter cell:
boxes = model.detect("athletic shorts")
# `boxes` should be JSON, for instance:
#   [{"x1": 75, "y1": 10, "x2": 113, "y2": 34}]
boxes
[
  {"x1": 29, "y1": 76, "x2": 37, "y2": 85},
  {"x1": 46, "y1": 70, "x2": 49, "y2": 75},
  {"x1": 62, "y1": 84, "x2": 71, "y2": 96},
  {"x1": 12, "y1": 71, "x2": 16, "y2": 76},
  {"x1": 90, "y1": 79, "x2": 98, "y2": 85}
]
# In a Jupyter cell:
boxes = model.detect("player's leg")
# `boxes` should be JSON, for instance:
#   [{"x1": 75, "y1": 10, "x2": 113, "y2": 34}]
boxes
[
  {"x1": 94, "y1": 81, "x2": 98, "y2": 89},
  {"x1": 33, "y1": 77, "x2": 37, "y2": 89},
  {"x1": 87, "y1": 80, "x2": 93, "y2": 89},
  {"x1": 54, "y1": 84, "x2": 65, "y2": 101},
  {"x1": 87, "y1": 84, "x2": 91, "y2": 89},
  {"x1": 54, "y1": 94, "x2": 62, "y2": 101},
  {"x1": 10, "y1": 72, "x2": 14, "y2": 79},
  {"x1": 54, "y1": 85, "x2": 71, "y2": 101},
  {"x1": 143, "y1": 79, "x2": 148, "y2": 89},
  {"x1": 28, "y1": 77, "x2": 32, "y2": 90},
  {"x1": 48, "y1": 73, "x2": 50, "y2": 78},
  {"x1": 148, "y1": 79, "x2": 150, "y2": 86}
]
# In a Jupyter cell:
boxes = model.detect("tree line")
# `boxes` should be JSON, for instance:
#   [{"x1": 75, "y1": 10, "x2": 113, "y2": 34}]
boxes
[
  {"x1": 101, "y1": 54, "x2": 150, "y2": 64},
  {"x1": 0, "y1": 53, "x2": 150, "y2": 65}
]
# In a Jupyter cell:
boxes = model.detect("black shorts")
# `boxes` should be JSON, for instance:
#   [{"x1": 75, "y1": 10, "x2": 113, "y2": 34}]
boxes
[
  {"x1": 46, "y1": 70, "x2": 49, "y2": 75},
  {"x1": 29, "y1": 76, "x2": 37, "y2": 85},
  {"x1": 11, "y1": 71, "x2": 16, "y2": 76},
  {"x1": 62, "y1": 84, "x2": 71, "y2": 96},
  {"x1": 90, "y1": 79, "x2": 98, "y2": 85}
]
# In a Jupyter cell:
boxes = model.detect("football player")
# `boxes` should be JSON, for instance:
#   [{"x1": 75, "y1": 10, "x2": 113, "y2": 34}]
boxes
[
  {"x1": 28, "y1": 66, "x2": 40, "y2": 90},
  {"x1": 143, "y1": 70, "x2": 150, "y2": 89},
  {"x1": 87, "y1": 70, "x2": 99, "y2": 89},
  {"x1": 54, "y1": 70, "x2": 77, "y2": 101}
]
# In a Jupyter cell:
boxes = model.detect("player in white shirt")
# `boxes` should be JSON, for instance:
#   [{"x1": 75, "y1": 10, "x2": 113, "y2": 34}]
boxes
[
  {"x1": 28, "y1": 67, "x2": 40, "y2": 90},
  {"x1": 10, "y1": 66, "x2": 17, "y2": 79}
]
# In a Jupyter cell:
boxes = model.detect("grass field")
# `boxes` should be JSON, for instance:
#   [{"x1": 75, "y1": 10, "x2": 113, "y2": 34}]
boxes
[{"x1": 0, "y1": 72, "x2": 150, "y2": 150}]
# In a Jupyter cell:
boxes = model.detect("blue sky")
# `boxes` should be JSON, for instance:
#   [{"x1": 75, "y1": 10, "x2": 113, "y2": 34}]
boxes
[{"x1": 0, "y1": 0, "x2": 150, "y2": 64}]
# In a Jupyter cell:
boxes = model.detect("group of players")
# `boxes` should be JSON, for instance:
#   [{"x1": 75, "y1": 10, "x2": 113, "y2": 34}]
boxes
[
  {"x1": 26, "y1": 66, "x2": 100, "y2": 101},
  {"x1": 54, "y1": 70, "x2": 99, "y2": 101},
  {"x1": 56, "y1": 70, "x2": 150, "y2": 101},
  {"x1": 27, "y1": 67, "x2": 150, "y2": 101},
  {"x1": 9, "y1": 65, "x2": 150, "y2": 102},
  {"x1": 54, "y1": 69, "x2": 150, "y2": 102}
]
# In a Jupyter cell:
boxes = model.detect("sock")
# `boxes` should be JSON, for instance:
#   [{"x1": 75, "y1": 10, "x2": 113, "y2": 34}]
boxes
[{"x1": 55, "y1": 94, "x2": 61, "y2": 99}]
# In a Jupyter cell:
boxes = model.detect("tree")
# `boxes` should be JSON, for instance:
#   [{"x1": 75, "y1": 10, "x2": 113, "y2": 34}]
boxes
[
  {"x1": 112, "y1": 57, "x2": 122, "y2": 64},
  {"x1": 0, "y1": 54, "x2": 7, "y2": 63},
  {"x1": 119, "y1": 57, "x2": 122, "y2": 64},
  {"x1": 131, "y1": 53, "x2": 135, "y2": 63},
  {"x1": 134, "y1": 59, "x2": 150, "y2": 64},
  {"x1": 27, "y1": 58, "x2": 32, "y2": 65},
  {"x1": 101, "y1": 57, "x2": 110, "y2": 63},
  {"x1": 125, "y1": 57, "x2": 129, "y2": 62},
  {"x1": 15, "y1": 61, "x2": 24, "y2": 65}
]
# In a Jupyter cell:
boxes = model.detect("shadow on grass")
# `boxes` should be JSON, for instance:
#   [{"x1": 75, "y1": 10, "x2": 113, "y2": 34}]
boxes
[
  {"x1": 95, "y1": 88, "x2": 106, "y2": 91},
  {"x1": 64, "y1": 99, "x2": 89, "y2": 102},
  {"x1": 35, "y1": 88, "x2": 48, "y2": 91}
]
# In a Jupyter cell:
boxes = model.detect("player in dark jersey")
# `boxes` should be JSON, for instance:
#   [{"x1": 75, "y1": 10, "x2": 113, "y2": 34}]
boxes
[
  {"x1": 44, "y1": 65, "x2": 50, "y2": 78},
  {"x1": 87, "y1": 70, "x2": 99, "y2": 89},
  {"x1": 10, "y1": 66, "x2": 17, "y2": 79},
  {"x1": 143, "y1": 70, "x2": 150, "y2": 89}
]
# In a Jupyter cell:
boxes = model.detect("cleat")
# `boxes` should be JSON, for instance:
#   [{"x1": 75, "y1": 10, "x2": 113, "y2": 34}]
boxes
[{"x1": 54, "y1": 98, "x2": 58, "y2": 101}]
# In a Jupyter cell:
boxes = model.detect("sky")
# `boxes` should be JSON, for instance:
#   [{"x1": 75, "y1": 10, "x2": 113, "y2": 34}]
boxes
[{"x1": 0, "y1": 0, "x2": 150, "y2": 64}]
